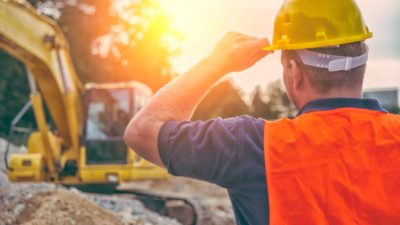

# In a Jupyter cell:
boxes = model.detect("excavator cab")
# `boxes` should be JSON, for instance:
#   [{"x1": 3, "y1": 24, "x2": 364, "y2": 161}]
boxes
[
  {"x1": 78, "y1": 82, "x2": 168, "y2": 184},
  {"x1": 84, "y1": 86, "x2": 134, "y2": 165}
]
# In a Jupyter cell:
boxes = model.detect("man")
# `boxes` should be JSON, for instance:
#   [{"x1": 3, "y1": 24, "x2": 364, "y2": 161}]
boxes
[{"x1": 125, "y1": 0, "x2": 400, "y2": 224}]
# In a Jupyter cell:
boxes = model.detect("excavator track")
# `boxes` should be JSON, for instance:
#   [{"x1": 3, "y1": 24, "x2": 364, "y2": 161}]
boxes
[
  {"x1": 115, "y1": 188, "x2": 210, "y2": 225},
  {"x1": 80, "y1": 185, "x2": 212, "y2": 225}
]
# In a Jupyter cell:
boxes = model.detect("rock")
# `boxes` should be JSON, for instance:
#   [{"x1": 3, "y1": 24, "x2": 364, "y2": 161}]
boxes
[
  {"x1": 0, "y1": 172, "x2": 10, "y2": 189},
  {"x1": 13, "y1": 203, "x2": 25, "y2": 215},
  {"x1": 0, "y1": 138, "x2": 26, "y2": 173}
]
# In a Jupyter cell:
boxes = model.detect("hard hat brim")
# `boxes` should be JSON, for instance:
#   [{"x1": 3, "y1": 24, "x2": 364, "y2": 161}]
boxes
[
  {"x1": 262, "y1": 45, "x2": 279, "y2": 51},
  {"x1": 262, "y1": 32, "x2": 373, "y2": 51}
]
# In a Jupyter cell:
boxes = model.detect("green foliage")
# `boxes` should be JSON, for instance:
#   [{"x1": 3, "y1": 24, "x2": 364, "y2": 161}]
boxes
[{"x1": 0, "y1": 51, "x2": 35, "y2": 138}]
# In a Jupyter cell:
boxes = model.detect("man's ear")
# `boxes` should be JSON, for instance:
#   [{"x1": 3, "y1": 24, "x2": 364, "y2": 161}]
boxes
[{"x1": 290, "y1": 59, "x2": 303, "y2": 90}]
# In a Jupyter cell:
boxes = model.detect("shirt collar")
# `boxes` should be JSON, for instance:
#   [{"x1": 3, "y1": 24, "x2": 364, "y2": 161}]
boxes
[{"x1": 297, "y1": 98, "x2": 387, "y2": 117}]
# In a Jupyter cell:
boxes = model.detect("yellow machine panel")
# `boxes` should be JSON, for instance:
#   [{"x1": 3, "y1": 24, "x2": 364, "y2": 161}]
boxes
[
  {"x1": 8, "y1": 153, "x2": 44, "y2": 182},
  {"x1": 27, "y1": 131, "x2": 62, "y2": 159},
  {"x1": 79, "y1": 147, "x2": 168, "y2": 184}
]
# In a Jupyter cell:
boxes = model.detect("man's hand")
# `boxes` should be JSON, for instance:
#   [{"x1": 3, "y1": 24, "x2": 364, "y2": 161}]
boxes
[
  {"x1": 207, "y1": 32, "x2": 273, "y2": 75},
  {"x1": 124, "y1": 32, "x2": 272, "y2": 167}
]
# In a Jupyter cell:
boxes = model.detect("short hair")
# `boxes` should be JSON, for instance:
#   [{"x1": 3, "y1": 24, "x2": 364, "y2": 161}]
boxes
[{"x1": 282, "y1": 42, "x2": 368, "y2": 94}]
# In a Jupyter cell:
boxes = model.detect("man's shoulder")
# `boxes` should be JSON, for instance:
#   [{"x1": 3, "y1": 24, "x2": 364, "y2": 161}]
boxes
[
  {"x1": 211, "y1": 115, "x2": 265, "y2": 141},
  {"x1": 158, "y1": 115, "x2": 266, "y2": 187},
  {"x1": 235, "y1": 115, "x2": 265, "y2": 138}
]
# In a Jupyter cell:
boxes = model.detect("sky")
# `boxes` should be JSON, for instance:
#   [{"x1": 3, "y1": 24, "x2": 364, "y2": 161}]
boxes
[{"x1": 161, "y1": 0, "x2": 400, "y2": 95}]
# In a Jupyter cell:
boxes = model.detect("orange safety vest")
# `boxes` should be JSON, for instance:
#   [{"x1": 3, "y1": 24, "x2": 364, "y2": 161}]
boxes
[{"x1": 264, "y1": 108, "x2": 400, "y2": 225}]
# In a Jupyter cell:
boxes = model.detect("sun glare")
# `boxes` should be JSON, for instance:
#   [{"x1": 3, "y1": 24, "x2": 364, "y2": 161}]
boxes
[
  {"x1": 158, "y1": 0, "x2": 189, "y2": 32},
  {"x1": 112, "y1": 0, "x2": 400, "y2": 93}
]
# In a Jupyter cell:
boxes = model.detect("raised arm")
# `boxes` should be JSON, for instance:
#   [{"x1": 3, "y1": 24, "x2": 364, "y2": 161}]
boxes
[{"x1": 124, "y1": 32, "x2": 272, "y2": 167}]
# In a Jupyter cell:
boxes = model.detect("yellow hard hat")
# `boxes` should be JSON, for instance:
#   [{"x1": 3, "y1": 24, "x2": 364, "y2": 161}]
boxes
[{"x1": 264, "y1": 0, "x2": 373, "y2": 51}]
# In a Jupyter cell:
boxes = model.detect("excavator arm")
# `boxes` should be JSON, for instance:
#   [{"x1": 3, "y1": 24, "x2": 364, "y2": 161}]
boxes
[{"x1": 0, "y1": 0, "x2": 82, "y2": 151}]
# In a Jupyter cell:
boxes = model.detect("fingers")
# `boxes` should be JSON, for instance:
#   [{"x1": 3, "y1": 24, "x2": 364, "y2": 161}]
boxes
[
  {"x1": 210, "y1": 32, "x2": 274, "y2": 73},
  {"x1": 235, "y1": 34, "x2": 258, "y2": 42},
  {"x1": 251, "y1": 38, "x2": 274, "y2": 53},
  {"x1": 248, "y1": 38, "x2": 273, "y2": 66},
  {"x1": 253, "y1": 38, "x2": 270, "y2": 48}
]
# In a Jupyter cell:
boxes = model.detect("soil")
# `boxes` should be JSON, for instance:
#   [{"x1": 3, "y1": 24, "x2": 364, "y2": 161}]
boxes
[{"x1": 14, "y1": 190, "x2": 122, "y2": 225}]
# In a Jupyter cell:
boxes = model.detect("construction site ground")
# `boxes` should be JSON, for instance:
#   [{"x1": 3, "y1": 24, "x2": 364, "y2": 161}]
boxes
[{"x1": 0, "y1": 139, "x2": 235, "y2": 225}]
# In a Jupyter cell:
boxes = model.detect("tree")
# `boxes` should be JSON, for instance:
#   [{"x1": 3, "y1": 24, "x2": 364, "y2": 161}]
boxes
[
  {"x1": 27, "y1": 0, "x2": 179, "y2": 90},
  {"x1": 192, "y1": 80, "x2": 250, "y2": 120},
  {"x1": 250, "y1": 80, "x2": 297, "y2": 120},
  {"x1": 389, "y1": 107, "x2": 400, "y2": 114},
  {"x1": 0, "y1": 0, "x2": 180, "y2": 137},
  {"x1": 251, "y1": 85, "x2": 279, "y2": 119}
]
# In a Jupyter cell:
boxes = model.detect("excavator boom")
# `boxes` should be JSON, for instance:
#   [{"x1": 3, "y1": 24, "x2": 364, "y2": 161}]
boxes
[{"x1": 0, "y1": 0, "x2": 82, "y2": 149}]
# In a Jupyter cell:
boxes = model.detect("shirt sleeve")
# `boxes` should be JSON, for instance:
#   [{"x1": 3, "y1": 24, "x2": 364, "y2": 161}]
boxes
[{"x1": 158, "y1": 116, "x2": 264, "y2": 188}]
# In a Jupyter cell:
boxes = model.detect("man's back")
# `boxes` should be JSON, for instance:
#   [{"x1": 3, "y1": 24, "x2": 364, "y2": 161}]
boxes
[{"x1": 266, "y1": 101, "x2": 400, "y2": 225}]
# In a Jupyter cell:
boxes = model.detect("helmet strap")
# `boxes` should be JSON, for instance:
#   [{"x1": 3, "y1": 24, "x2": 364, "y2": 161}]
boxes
[{"x1": 295, "y1": 47, "x2": 369, "y2": 72}]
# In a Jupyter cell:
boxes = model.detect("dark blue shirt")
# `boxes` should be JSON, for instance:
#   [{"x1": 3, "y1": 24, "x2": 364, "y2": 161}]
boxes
[{"x1": 158, "y1": 98, "x2": 386, "y2": 225}]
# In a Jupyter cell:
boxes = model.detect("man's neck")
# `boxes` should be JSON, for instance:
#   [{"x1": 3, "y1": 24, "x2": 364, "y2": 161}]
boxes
[{"x1": 297, "y1": 89, "x2": 363, "y2": 109}]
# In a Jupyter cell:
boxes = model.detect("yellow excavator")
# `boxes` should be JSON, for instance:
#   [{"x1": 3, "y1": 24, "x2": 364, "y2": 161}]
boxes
[{"x1": 0, "y1": 1, "x2": 203, "y2": 224}]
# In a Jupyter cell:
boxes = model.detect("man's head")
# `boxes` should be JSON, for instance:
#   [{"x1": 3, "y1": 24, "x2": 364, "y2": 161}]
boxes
[
  {"x1": 265, "y1": 0, "x2": 372, "y2": 108},
  {"x1": 281, "y1": 42, "x2": 368, "y2": 108}
]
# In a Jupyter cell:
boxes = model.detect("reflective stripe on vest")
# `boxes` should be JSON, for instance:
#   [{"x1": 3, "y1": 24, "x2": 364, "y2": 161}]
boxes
[{"x1": 264, "y1": 108, "x2": 400, "y2": 225}]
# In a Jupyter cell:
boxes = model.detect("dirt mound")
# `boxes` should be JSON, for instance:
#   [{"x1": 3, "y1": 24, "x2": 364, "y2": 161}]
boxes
[
  {"x1": 15, "y1": 190, "x2": 121, "y2": 225},
  {"x1": 0, "y1": 172, "x2": 180, "y2": 225}
]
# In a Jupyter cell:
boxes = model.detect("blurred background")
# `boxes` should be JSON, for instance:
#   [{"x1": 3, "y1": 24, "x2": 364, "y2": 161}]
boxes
[{"x1": 1, "y1": 0, "x2": 399, "y2": 139}]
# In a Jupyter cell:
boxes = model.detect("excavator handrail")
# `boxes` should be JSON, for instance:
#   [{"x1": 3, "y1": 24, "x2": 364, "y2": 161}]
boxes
[{"x1": 4, "y1": 100, "x2": 33, "y2": 171}]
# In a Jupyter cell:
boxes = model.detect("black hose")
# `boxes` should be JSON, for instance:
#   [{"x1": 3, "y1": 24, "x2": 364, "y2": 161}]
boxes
[
  {"x1": 4, "y1": 101, "x2": 32, "y2": 171},
  {"x1": 4, "y1": 130, "x2": 14, "y2": 171}
]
